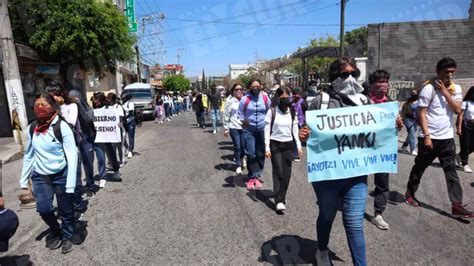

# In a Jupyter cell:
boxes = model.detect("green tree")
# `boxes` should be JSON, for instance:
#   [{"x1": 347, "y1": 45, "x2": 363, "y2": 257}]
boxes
[
  {"x1": 345, "y1": 26, "x2": 368, "y2": 56},
  {"x1": 163, "y1": 74, "x2": 190, "y2": 92},
  {"x1": 9, "y1": 0, "x2": 136, "y2": 82}
]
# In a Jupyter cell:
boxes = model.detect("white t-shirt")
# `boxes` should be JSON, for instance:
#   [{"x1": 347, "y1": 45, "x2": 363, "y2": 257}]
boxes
[
  {"x1": 418, "y1": 83, "x2": 462, "y2": 139},
  {"x1": 60, "y1": 103, "x2": 78, "y2": 126},
  {"x1": 264, "y1": 107, "x2": 301, "y2": 152},
  {"x1": 462, "y1": 100, "x2": 474, "y2": 120},
  {"x1": 112, "y1": 103, "x2": 125, "y2": 118}
]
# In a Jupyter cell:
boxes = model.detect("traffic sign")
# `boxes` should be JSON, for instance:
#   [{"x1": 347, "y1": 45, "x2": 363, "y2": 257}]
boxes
[
  {"x1": 128, "y1": 22, "x2": 138, "y2": 33},
  {"x1": 125, "y1": 0, "x2": 135, "y2": 24}
]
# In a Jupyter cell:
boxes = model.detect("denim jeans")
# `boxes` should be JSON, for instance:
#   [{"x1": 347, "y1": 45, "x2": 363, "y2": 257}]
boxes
[
  {"x1": 243, "y1": 129, "x2": 265, "y2": 178},
  {"x1": 79, "y1": 135, "x2": 95, "y2": 190},
  {"x1": 312, "y1": 176, "x2": 367, "y2": 266},
  {"x1": 403, "y1": 118, "x2": 417, "y2": 152},
  {"x1": 125, "y1": 120, "x2": 136, "y2": 152},
  {"x1": 74, "y1": 154, "x2": 84, "y2": 212},
  {"x1": 229, "y1": 128, "x2": 245, "y2": 166},
  {"x1": 95, "y1": 143, "x2": 120, "y2": 180},
  {"x1": 164, "y1": 103, "x2": 171, "y2": 118},
  {"x1": 211, "y1": 108, "x2": 220, "y2": 130},
  {"x1": 31, "y1": 169, "x2": 75, "y2": 241},
  {"x1": 196, "y1": 111, "x2": 205, "y2": 128}
]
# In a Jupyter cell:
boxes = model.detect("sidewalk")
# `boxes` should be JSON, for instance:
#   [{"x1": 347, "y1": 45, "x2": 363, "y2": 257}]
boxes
[{"x1": 0, "y1": 137, "x2": 23, "y2": 164}]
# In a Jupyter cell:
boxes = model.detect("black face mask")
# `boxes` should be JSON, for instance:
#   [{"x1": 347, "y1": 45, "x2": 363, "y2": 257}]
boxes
[
  {"x1": 278, "y1": 98, "x2": 291, "y2": 112},
  {"x1": 250, "y1": 87, "x2": 259, "y2": 96}
]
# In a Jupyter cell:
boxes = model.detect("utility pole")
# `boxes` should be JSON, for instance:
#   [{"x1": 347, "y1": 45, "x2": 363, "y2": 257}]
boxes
[
  {"x1": 339, "y1": 0, "x2": 347, "y2": 57},
  {"x1": 135, "y1": 45, "x2": 141, "y2": 82},
  {"x1": 1, "y1": 0, "x2": 28, "y2": 146}
]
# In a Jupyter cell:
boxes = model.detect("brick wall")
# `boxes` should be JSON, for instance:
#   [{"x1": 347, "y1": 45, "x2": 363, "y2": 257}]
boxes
[{"x1": 368, "y1": 19, "x2": 474, "y2": 84}]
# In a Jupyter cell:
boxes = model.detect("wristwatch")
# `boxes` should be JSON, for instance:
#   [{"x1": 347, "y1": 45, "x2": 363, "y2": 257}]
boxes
[{"x1": 424, "y1": 133, "x2": 430, "y2": 138}]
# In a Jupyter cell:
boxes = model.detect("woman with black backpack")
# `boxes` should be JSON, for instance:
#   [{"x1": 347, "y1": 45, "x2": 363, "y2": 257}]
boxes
[
  {"x1": 264, "y1": 87, "x2": 302, "y2": 213},
  {"x1": 19, "y1": 93, "x2": 78, "y2": 254},
  {"x1": 456, "y1": 86, "x2": 474, "y2": 173}
]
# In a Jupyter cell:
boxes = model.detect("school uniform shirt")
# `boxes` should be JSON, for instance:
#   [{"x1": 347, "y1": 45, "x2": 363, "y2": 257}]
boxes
[
  {"x1": 264, "y1": 107, "x2": 302, "y2": 152},
  {"x1": 60, "y1": 103, "x2": 78, "y2": 126},
  {"x1": 223, "y1": 97, "x2": 242, "y2": 130},
  {"x1": 20, "y1": 116, "x2": 78, "y2": 193},
  {"x1": 418, "y1": 83, "x2": 462, "y2": 139},
  {"x1": 123, "y1": 101, "x2": 135, "y2": 122},
  {"x1": 462, "y1": 100, "x2": 474, "y2": 120}
]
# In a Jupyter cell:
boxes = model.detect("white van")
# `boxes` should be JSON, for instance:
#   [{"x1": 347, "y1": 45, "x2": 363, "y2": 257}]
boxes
[{"x1": 122, "y1": 83, "x2": 155, "y2": 120}]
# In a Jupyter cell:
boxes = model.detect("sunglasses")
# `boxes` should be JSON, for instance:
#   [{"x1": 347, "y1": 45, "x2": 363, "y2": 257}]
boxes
[{"x1": 339, "y1": 71, "x2": 359, "y2": 80}]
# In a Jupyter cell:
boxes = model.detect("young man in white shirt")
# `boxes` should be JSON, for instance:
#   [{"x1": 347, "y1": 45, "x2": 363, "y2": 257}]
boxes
[{"x1": 405, "y1": 57, "x2": 473, "y2": 218}]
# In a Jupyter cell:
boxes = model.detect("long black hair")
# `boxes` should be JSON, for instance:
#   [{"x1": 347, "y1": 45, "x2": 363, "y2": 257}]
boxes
[
  {"x1": 464, "y1": 86, "x2": 474, "y2": 102},
  {"x1": 34, "y1": 93, "x2": 60, "y2": 111},
  {"x1": 271, "y1": 87, "x2": 291, "y2": 107},
  {"x1": 45, "y1": 81, "x2": 75, "y2": 105}
]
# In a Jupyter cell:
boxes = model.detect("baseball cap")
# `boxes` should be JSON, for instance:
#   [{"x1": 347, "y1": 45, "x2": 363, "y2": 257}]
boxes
[{"x1": 0, "y1": 208, "x2": 19, "y2": 252}]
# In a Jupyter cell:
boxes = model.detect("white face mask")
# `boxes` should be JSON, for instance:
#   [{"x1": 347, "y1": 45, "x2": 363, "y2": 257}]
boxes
[{"x1": 331, "y1": 75, "x2": 366, "y2": 106}]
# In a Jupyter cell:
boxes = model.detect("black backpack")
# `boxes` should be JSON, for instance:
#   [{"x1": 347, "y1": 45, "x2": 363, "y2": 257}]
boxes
[{"x1": 29, "y1": 116, "x2": 81, "y2": 146}]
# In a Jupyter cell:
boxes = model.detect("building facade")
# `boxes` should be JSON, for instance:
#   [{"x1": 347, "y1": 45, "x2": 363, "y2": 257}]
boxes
[{"x1": 229, "y1": 64, "x2": 253, "y2": 80}]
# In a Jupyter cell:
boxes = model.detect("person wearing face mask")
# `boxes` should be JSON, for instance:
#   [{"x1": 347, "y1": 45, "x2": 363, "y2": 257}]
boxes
[
  {"x1": 265, "y1": 87, "x2": 302, "y2": 213},
  {"x1": 19, "y1": 93, "x2": 78, "y2": 254},
  {"x1": 299, "y1": 57, "x2": 371, "y2": 266},
  {"x1": 366, "y1": 70, "x2": 404, "y2": 231},
  {"x1": 238, "y1": 79, "x2": 272, "y2": 190},
  {"x1": 223, "y1": 83, "x2": 246, "y2": 174},
  {"x1": 400, "y1": 90, "x2": 420, "y2": 155},
  {"x1": 405, "y1": 57, "x2": 473, "y2": 218}
]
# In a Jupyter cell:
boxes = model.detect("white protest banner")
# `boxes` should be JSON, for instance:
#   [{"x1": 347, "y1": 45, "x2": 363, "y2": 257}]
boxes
[
  {"x1": 306, "y1": 102, "x2": 399, "y2": 182},
  {"x1": 93, "y1": 107, "x2": 121, "y2": 143}
]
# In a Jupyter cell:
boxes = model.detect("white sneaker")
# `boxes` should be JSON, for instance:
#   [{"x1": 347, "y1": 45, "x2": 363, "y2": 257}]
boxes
[
  {"x1": 371, "y1": 214, "x2": 389, "y2": 230},
  {"x1": 127, "y1": 152, "x2": 133, "y2": 158},
  {"x1": 160, "y1": 121, "x2": 163, "y2": 124},
  {"x1": 411, "y1": 150, "x2": 418, "y2": 156},
  {"x1": 276, "y1": 203, "x2": 286, "y2": 211},
  {"x1": 315, "y1": 249, "x2": 330, "y2": 266},
  {"x1": 212, "y1": 130, "x2": 217, "y2": 134},
  {"x1": 463, "y1": 165, "x2": 473, "y2": 173},
  {"x1": 99, "y1": 179, "x2": 107, "y2": 188},
  {"x1": 236, "y1": 167, "x2": 242, "y2": 175}
]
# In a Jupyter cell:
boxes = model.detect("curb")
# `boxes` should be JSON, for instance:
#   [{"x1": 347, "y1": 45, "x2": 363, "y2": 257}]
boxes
[{"x1": 1, "y1": 150, "x2": 23, "y2": 164}]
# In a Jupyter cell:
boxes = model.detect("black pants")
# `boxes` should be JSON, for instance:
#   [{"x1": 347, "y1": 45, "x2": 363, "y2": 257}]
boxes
[
  {"x1": 459, "y1": 121, "x2": 474, "y2": 165},
  {"x1": 407, "y1": 138, "x2": 463, "y2": 204},
  {"x1": 373, "y1": 173, "x2": 389, "y2": 215},
  {"x1": 270, "y1": 140, "x2": 294, "y2": 204}
]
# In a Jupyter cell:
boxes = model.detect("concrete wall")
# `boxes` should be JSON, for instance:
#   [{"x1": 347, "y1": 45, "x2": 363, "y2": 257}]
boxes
[{"x1": 368, "y1": 19, "x2": 474, "y2": 95}]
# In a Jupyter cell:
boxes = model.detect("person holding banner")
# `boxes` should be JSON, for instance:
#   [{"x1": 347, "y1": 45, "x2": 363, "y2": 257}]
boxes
[
  {"x1": 20, "y1": 93, "x2": 78, "y2": 253},
  {"x1": 92, "y1": 92, "x2": 121, "y2": 188},
  {"x1": 299, "y1": 57, "x2": 370, "y2": 266},
  {"x1": 264, "y1": 87, "x2": 302, "y2": 213},
  {"x1": 405, "y1": 58, "x2": 474, "y2": 218},
  {"x1": 239, "y1": 79, "x2": 272, "y2": 190}
]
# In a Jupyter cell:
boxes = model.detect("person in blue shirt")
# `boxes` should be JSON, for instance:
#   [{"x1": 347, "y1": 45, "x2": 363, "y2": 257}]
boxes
[
  {"x1": 238, "y1": 79, "x2": 271, "y2": 190},
  {"x1": 19, "y1": 93, "x2": 78, "y2": 254}
]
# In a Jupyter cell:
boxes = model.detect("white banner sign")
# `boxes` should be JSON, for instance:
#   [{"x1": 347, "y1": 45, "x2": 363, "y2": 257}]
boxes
[{"x1": 93, "y1": 107, "x2": 121, "y2": 143}]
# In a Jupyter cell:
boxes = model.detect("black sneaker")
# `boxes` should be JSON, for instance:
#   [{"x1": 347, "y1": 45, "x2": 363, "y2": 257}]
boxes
[
  {"x1": 61, "y1": 239, "x2": 74, "y2": 254},
  {"x1": 46, "y1": 233, "x2": 62, "y2": 250},
  {"x1": 83, "y1": 190, "x2": 95, "y2": 199},
  {"x1": 74, "y1": 211, "x2": 84, "y2": 221}
]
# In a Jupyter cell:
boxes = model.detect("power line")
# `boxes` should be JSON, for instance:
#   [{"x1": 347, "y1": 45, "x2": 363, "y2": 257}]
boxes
[
  {"x1": 143, "y1": 2, "x2": 340, "y2": 52},
  {"x1": 141, "y1": 0, "x2": 313, "y2": 38},
  {"x1": 164, "y1": 17, "x2": 364, "y2": 27}
]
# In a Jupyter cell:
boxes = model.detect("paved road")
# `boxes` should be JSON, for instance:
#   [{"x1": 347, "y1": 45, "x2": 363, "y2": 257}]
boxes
[{"x1": 1, "y1": 112, "x2": 473, "y2": 265}]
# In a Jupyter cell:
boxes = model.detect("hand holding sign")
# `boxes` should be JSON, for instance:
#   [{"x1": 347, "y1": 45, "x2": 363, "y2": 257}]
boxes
[{"x1": 305, "y1": 102, "x2": 399, "y2": 182}]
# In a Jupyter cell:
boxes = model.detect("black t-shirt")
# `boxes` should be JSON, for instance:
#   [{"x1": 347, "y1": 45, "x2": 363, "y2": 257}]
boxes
[{"x1": 208, "y1": 94, "x2": 220, "y2": 109}]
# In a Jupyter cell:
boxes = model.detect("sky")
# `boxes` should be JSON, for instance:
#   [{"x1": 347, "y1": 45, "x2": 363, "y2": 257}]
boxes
[{"x1": 134, "y1": 0, "x2": 471, "y2": 77}]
